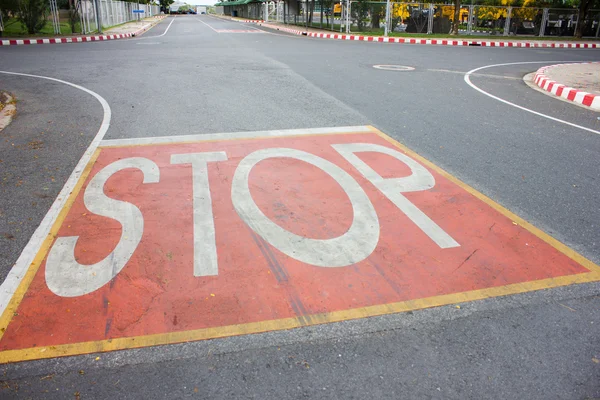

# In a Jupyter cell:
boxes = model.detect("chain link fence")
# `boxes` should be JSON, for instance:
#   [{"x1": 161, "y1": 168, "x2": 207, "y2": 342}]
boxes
[
  {"x1": 43, "y1": 0, "x2": 160, "y2": 35},
  {"x1": 264, "y1": 0, "x2": 600, "y2": 38}
]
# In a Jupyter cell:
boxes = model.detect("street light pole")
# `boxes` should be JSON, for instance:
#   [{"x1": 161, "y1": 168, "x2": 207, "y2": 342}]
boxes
[{"x1": 384, "y1": 0, "x2": 390, "y2": 36}]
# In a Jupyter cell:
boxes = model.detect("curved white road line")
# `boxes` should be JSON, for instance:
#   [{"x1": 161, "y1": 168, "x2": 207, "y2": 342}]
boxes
[
  {"x1": 464, "y1": 61, "x2": 600, "y2": 136},
  {"x1": 0, "y1": 71, "x2": 111, "y2": 317},
  {"x1": 134, "y1": 16, "x2": 176, "y2": 40}
]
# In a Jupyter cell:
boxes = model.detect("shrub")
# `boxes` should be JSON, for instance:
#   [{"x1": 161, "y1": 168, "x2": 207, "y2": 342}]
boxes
[{"x1": 17, "y1": 0, "x2": 49, "y2": 34}]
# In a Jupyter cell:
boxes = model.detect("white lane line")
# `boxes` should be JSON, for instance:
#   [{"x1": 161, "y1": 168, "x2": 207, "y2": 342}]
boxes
[
  {"x1": 0, "y1": 71, "x2": 111, "y2": 316},
  {"x1": 100, "y1": 125, "x2": 372, "y2": 146},
  {"x1": 195, "y1": 18, "x2": 219, "y2": 32},
  {"x1": 464, "y1": 61, "x2": 600, "y2": 136},
  {"x1": 134, "y1": 16, "x2": 176, "y2": 40}
]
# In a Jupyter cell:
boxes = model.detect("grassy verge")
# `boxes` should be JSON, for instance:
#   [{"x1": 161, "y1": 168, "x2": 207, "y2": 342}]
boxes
[
  {"x1": 338, "y1": 30, "x2": 599, "y2": 41},
  {"x1": 282, "y1": 21, "x2": 597, "y2": 40},
  {"x1": 1, "y1": 16, "x2": 160, "y2": 38},
  {"x1": 1, "y1": 18, "x2": 81, "y2": 37}
]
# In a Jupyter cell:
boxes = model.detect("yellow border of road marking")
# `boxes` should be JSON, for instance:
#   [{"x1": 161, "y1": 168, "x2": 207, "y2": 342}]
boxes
[
  {"x1": 367, "y1": 125, "x2": 600, "y2": 275},
  {"x1": 0, "y1": 149, "x2": 101, "y2": 343},
  {"x1": 0, "y1": 128, "x2": 598, "y2": 364}
]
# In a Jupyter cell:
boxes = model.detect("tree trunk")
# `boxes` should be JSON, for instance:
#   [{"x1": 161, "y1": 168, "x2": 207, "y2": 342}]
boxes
[
  {"x1": 575, "y1": 0, "x2": 591, "y2": 38},
  {"x1": 451, "y1": 0, "x2": 460, "y2": 35},
  {"x1": 320, "y1": 0, "x2": 323, "y2": 28},
  {"x1": 372, "y1": 13, "x2": 380, "y2": 29}
]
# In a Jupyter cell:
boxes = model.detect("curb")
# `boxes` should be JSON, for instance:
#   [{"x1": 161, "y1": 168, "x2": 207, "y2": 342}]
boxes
[
  {"x1": 0, "y1": 92, "x2": 16, "y2": 132},
  {"x1": 232, "y1": 19, "x2": 599, "y2": 48},
  {"x1": 0, "y1": 15, "x2": 167, "y2": 46},
  {"x1": 533, "y1": 62, "x2": 600, "y2": 111}
]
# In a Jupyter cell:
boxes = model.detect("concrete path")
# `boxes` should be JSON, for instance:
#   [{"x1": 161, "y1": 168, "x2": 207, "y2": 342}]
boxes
[{"x1": 104, "y1": 16, "x2": 165, "y2": 36}]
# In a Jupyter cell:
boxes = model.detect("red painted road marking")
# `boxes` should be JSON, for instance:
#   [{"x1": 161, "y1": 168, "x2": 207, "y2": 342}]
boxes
[
  {"x1": 0, "y1": 126, "x2": 597, "y2": 362},
  {"x1": 215, "y1": 29, "x2": 264, "y2": 33}
]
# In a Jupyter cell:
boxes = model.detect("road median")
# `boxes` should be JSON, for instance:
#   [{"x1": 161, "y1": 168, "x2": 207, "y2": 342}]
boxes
[{"x1": 533, "y1": 62, "x2": 600, "y2": 110}]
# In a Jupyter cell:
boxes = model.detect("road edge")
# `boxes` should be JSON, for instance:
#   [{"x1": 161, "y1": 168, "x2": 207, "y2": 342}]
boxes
[
  {"x1": 217, "y1": 16, "x2": 599, "y2": 49},
  {"x1": 0, "y1": 15, "x2": 167, "y2": 46}
]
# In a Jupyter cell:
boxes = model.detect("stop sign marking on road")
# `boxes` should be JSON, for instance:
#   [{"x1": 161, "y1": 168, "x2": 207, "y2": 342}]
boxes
[{"x1": 0, "y1": 125, "x2": 597, "y2": 363}]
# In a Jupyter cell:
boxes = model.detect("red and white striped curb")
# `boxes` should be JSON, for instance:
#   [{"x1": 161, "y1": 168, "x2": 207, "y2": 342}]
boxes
[
  {"x1": 0, "y1": 15, "x2": 166, "y2": 46},
  {"x1": 306, "y1": 32, "x2": 599, "y2": 48},
  {"x1": 245, "y1": 20, "x2": 598, "y2": 48},
  {"x1": 534, "y1": 62, "x2": 600, "y2": 110}
]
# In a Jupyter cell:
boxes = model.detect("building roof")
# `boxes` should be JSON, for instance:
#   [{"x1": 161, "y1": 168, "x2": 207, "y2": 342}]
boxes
[{"x1": 215, "y1": 0, "x2": 264, "y2": 6}]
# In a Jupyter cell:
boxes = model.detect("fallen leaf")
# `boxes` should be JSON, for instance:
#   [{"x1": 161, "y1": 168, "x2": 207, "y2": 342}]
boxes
[
  {"x1": 455, "y1": 305, "x2": 461, "y2": 309},
  {"x1": 592, "y1": 357, "x2": 599, "y2": 364},
  {"x1": 95, "y1": 356, "x2": 100, "y2": 361}
]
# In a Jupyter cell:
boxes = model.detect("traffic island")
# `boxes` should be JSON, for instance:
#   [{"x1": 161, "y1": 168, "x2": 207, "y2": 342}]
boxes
[
  {"x1": 0, "y1": 92, "x2": 16, "y2": 132},
  {"x1": 533, "y1": 62, "x2": 600, "y2": 111}
]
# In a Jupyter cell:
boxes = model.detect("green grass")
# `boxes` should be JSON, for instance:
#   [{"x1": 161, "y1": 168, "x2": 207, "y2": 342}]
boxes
[
  {"x1": 290, "y1": 22, "x2": 344, "y2": 31},
  {"x1": 1, "y1": 18, "x2": 81, "y2": 37}
]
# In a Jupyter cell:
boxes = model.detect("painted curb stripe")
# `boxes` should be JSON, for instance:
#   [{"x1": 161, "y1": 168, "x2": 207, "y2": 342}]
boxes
[
  {"x1": 0, "y1": 16, "x2": 167, "y2": 46},
  {"x1": 227, "y1": 17, "x2": 599, "y2": 49},
  {"x1": 533, "y1": 62, "x2": 600, "y2": 111}
]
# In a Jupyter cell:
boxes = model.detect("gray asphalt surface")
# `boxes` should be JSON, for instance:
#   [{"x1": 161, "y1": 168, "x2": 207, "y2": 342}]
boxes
[
  {"x1": 0, "y1": 77, "x2": 103, "y2": 279},
  {"x1": 0, "y1": 15, "x2": 598, "y2": 399}
]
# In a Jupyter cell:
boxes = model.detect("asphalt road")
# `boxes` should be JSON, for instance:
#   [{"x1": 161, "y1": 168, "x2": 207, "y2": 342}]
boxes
[{"x1": 0, "y1": 15, "x2": 598, "y2": 399}]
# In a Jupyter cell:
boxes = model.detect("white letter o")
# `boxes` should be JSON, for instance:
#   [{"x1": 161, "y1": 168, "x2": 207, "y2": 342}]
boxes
[{"x1": 232, "y1": 148, "x2": 379, "y2": 267}]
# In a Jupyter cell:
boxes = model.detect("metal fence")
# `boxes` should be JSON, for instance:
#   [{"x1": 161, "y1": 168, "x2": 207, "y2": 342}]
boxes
[
  {"x1": 47, "y1": 0, "x2": 160, "y2": 35},
  {"x1": 263, "y1": 0, "x2": 600, "y2": 37},
  {"x1": 281, "y1": 0, "x2": 348, "y2": 30}
]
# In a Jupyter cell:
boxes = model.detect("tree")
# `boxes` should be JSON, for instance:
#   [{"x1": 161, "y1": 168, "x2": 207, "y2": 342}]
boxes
[
  {"x1": 160, "y1": 0, "x2": 175, "y2": 13},
  {"x1": 370, "y1": 3, "x2": 384, "y2": 29},
  {"x1": 574, "y1": 0, "x2": 600, "y2": 37},
  {"x1": 351, "y1": 0, "x2": 369, "y2": 31},
  {"x1": 1, "y1": 0, "x2": 19, "y2": 26},
  {"x1": 16, "y1": 0, "x2": 49, "y2": 34},
  {"x1": 65, "y1": 0, "x2": 79, "y2": 34},
  {"x1": 320, "y1": 0, "x2": 333, "y2": 28},
  {"x1": 451, "y1": 0, "x2": 460, "y2": 34},
  {"x1": 178, "y1": 2, "x2": 193, "y2": 12}
]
